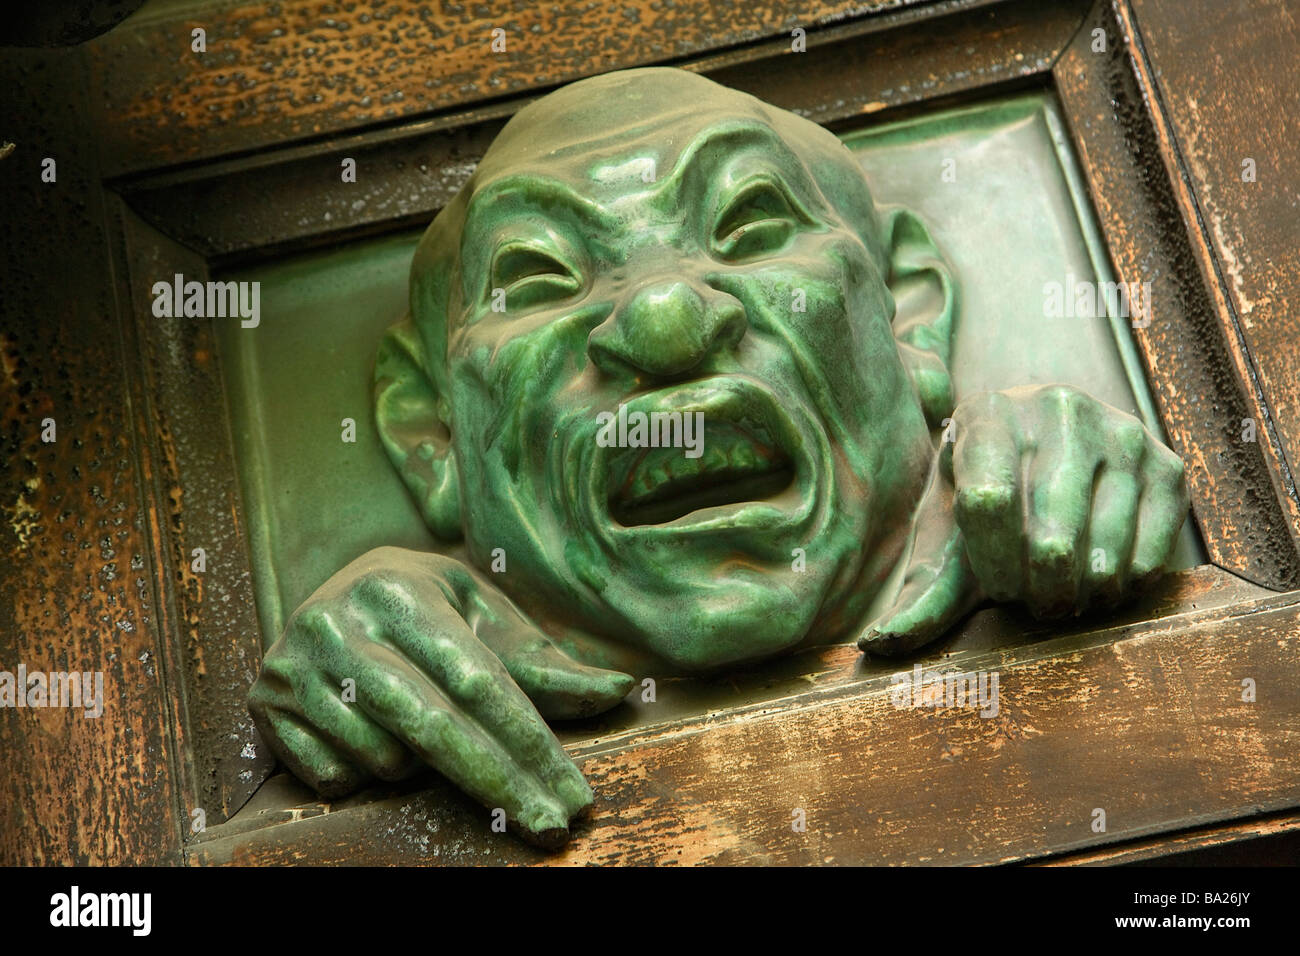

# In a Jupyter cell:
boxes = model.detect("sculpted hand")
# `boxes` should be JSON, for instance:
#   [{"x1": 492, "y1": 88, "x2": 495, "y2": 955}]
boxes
[
  {"x1": 248, "y1": 547, "x2": 634, "y2": 848},
  {"x1": 860, "y1": 384, "x2": 1189, "y2": 656}
]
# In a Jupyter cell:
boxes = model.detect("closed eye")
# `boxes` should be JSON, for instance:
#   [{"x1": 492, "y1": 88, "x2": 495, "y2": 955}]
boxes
[
  {"x1": 490, "y1": 243, "x2": 581, "y2": 311},
  {"x1": 712, "y1": 179, "x2": 805, "y2": 260}
]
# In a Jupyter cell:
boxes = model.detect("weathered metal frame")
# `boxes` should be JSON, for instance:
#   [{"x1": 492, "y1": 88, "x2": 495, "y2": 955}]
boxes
[{"x1": 80, "y1": 0, "x2": 1300, "y2": 862}]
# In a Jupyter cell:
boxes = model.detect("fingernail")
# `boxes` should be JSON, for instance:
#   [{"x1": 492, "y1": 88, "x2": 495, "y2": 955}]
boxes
[
  {"x1": 554, "y1": 772, "x2": 593, "y2": 816},
  {"x1": 521, "y1": 796, "x2": 569, "y2": 834}
]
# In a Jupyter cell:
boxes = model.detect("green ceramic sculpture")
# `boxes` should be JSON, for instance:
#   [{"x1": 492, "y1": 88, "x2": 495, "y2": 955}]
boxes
[{"x1": 248, "y1": 68, "x2": 1189, "y2": 848}]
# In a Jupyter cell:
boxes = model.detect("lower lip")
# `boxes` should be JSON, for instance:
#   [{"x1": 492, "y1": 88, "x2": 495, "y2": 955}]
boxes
[{"x1": 611, "y1": 493, "x2": 802, "y2": 536}]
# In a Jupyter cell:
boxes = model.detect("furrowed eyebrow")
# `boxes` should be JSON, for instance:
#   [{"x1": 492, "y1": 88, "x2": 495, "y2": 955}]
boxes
[
  {"x1": 661, "y1": 123, "x2": 786, "y2": 182},
  {"x1": 652, "y1": 121, "x2": 830, "y2": 220},
  {"x1": 460, "y1": 176, "x2": 624, "y2": 295},
  {"x1": 464, "y1": 176, "x2": 620, "y2": 239}
]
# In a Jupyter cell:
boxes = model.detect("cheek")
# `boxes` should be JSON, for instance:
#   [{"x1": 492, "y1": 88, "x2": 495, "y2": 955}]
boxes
[
  {"x1": 734, "y1": 237, "x2": 902, "y2": 397},
  {"x1": 808, "y1": 237, "x2": 895, "y2": 356},
  {"x1": 445, "y1": 346, "x2": 605, "y2": 594},
  {"x1": 446, "y1": 321, "x2": 607, "y2": 541},
  {"x1": 727, "y1": 238, "x2": 926, "y2": 482},
  {"x1": 445, "y1": 343, "x2": 540, "y2": 501},
  {"x1": 449, "y1": 317, "x2": 587, "y2": 448},
  {"x1": 817, "y1": 239, "x2": 912, "y2": 397}
]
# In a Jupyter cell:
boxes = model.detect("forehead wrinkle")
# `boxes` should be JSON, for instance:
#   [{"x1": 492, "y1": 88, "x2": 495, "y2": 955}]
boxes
[
  {"x1": 463, "y1": 174, "x2": 621, "y2": 246},
  {"x1": 646, "y1": 121, "x2": 833, "y2": 220}
]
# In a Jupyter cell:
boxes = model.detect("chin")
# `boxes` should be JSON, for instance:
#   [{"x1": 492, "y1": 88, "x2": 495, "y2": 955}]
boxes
[
  {"x1": 617, "y1": 582, "x2": 821, "y2": 672},
  {"x1": 579, "y1": 511, "x2": 870, "y2": 671}
]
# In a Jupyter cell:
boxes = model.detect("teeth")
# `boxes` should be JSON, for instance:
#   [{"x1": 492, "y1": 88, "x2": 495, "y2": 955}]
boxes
[
  {"x1": 649, "y1": 459, "x2": 670, "y2": 492},
  {"x1": 612, "y1": 417, "x2": 792, "y2": 514},
  {"x1": 704, "y1": 445, "x2": 727, "y2": 474},
  {"x1": 731, "y1": 442, "x2": 758, "y2": 472}
]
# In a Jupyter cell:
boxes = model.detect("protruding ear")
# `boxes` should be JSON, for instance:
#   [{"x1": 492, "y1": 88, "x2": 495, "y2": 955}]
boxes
[
  {"x1": 374, "y1": 313, "x2": 462, "y2": 541},
  {"x1": 880, "y1": 206, "x2": 957, "y2": 428}
]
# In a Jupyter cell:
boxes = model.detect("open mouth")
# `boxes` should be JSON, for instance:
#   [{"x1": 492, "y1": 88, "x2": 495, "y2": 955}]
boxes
[{"x1": 607, "y1": 415, "x2": 796, "y2": 527}]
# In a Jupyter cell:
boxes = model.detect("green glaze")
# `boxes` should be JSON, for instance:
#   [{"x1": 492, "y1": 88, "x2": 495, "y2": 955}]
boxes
[
  {"x1": 218, "y1": 232, "x2": 435, "y2": 649},
  {"x1": 248, "y1": 69, "x2": 1190, "y2": 846}
]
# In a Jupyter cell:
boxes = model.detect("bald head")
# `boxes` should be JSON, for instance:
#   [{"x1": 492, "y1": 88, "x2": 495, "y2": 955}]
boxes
[
  {"x1": 478, "y1": 69, "x2": 842, "y2": 189},
  {"x1": 407, "y1": 68, "x2": 886, "y2": 382},
  {"x1": 377, "y1": 66, "x2": 956, "y2": 669}
]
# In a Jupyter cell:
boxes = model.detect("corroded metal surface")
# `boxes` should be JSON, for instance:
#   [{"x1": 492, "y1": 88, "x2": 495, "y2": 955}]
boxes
[
  {"x1": 86, "y1": 0, "x2": 933, "y2": 176},
  {"x1": 1055, "y1": 0, "x2": 1300, "y2": 590},
  {"x1": 113, "y1": 208, "x2": 276, "y2": 823},
  {"x1": 1128, "y1": 0, "x2": 1300, "y2": 539},
  {"x1": 195, "y1": 570, "x2": 1300, "y2": 865},
  {"x1": 0, "y1": 47, "x2": 184, "y2": 865},
  {"x1": 115, "y1": 0, "x2": 1090, "y2": 264}
]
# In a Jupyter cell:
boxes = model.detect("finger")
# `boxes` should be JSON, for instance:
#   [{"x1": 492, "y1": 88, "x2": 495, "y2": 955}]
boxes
[
  {"x1": 951, "y1": 414, "x2": 1024, "y2": 601},
  {"x1": 859, "y1": 456, "x2": 983, "y2": 656},
  {"x1": 1080, "y1": 418, "x2": 1148, "y2": 605},
  {"x1": 249, "y1": 673, "x2": 371, "y2": 799},
  {"x1": 269, "y1": 610, "x2": 417, "y2": 781},
  {"x1": 289, "y1": 593, "x2": 583, "y2": 843},
  {"x1": 1081, "y1": 462, "x2": 1141, "y2": 607},
  {"x1": 1129, "y1": 449, "x2": 1189, "y2": 585},
  {"x1": 461, "y1": 588, "x2": 635, "y2": 719},
  {"x1": 369, "y1": 588, "x2": 596, "y2": 820},
  {"x1": 1024, "y1": 398, "x2": 1099, "y2": 616},
  {"x1": 501, "y1": 641, "x2": 636, "y2": 720},
  {"x1": 342, "y1": 639, "x2": 576, "y2": 847},
  {"x1": 286, "y1": 667, "x2": 418, "y2": 782},
  {"x1": 340, "y1": 574, "x2": 595, "y2": 822}
]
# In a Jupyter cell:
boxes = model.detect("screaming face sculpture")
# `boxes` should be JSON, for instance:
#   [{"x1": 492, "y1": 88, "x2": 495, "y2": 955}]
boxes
[{"x1": 249, "y1": 68, "x2": 1189, "y2": 847}]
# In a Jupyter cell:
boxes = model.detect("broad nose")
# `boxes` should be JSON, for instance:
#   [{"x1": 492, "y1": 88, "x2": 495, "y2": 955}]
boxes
[{"x1": 588, "y1": 278, "x2": 746, "y2": 377}]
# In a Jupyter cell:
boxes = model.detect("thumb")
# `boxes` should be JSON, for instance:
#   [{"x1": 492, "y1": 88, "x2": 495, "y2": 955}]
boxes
[{"x1": 858, "y1": 450, "x2": 984, "y2": 657}]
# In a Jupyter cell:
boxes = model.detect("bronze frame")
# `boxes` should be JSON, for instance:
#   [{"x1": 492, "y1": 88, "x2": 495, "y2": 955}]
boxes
[{"x1": 5, "y1": 0, "x2": 1298, "y2": 864}]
